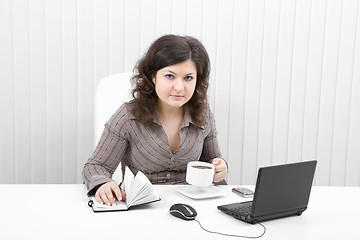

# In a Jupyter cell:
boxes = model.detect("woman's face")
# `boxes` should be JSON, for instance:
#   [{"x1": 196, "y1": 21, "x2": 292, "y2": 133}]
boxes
[{"x1": 153, "y1": 59, "x2": 197, "y2": 110}]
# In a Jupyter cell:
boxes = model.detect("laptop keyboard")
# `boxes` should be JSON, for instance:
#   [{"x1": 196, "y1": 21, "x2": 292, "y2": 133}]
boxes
[{"x1": 232, "y1": 203, "x2": 252, "y2": 215}]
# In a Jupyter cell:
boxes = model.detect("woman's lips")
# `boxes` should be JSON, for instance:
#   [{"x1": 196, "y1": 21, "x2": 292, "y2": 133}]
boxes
[{"x1": 171, "y1": 94, "x2": 184, "y2": 98}]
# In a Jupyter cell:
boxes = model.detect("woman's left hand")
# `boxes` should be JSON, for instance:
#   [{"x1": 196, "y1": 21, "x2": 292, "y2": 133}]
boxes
[{"x1": 212, "y1": 158, "x2": 228, "y2": 183}]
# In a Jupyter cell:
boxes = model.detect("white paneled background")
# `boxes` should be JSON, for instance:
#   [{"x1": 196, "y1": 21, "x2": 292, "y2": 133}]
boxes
[{"x1": 0, "y1": 0, "x2": 359, "y2": 186}]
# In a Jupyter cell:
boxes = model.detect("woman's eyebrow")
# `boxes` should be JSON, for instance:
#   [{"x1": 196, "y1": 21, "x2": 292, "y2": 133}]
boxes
[{"x1": 165, "y1": 70, "x2": 196, "y2": 75}]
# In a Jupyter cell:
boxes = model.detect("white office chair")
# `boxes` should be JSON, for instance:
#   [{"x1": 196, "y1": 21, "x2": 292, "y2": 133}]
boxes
[{"x1": 94, "y1": 72, "x2": 133, "y2": 183}]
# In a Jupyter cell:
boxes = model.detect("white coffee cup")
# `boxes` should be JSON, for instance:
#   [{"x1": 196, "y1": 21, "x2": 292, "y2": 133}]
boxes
[{"x1": 186, "y1": 161, "x2": 215, "y2": 186}]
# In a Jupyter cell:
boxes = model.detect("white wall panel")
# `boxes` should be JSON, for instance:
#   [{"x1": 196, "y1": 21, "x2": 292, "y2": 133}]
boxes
[
  {"x1": 109, "y1": 0, "x2": 125, "y2": 74},
  {"x1": 186, "y1": 0, "x2": 203, "y2": 39},
  {"x1": 330, "y1": 0, "x2": 359, "y2": 186},
  {"x1": 13, "y1": 0, "x2": 31, "y2": 183},
  {"x1": 45, "y1": 0, "x2": 63, "y2": 183},
  {"x1": 346, "y1": 0, "x2": 360, "y2": 186},
  {"x1": 201, "y1": 0, "x2": 218, "y2": 111},
  {"x1": 0, "y1": 0, "x2": 359, "y2": 186},
  {"x1": 0, "y1": 0, "x2": 15, "y2": 183},
  {"x1": 171, "y1": 0, "x2": 186, "y2": 35},
  {"x1": 213, "y1": 0, "x2": 234, "y2": 177},
  {"x1": 156, "y1": 0, "x2": 172, "y2": 37},
  {"x1": 302, "y1": 0, "x2": 327, "y2": 181},
  {"x1": 241, "y1": 0, "x2": 266, "y2": 184},
  {"x1": 272, "y1": 0, "x2": 296, "y2": 167},
  {"x1": 257, "y1": 0, "x2": 280, "y2": 176},
  {"x1": 140, "y1": 0, "x2": 156, "y2": 55},
  {"x1": 287, "y1": 0, "x2": 311, "y2": 165},
  {"x1": 62, "y1": 0, "x2": 78, "y2": 184},
  {"x1": 227, "y1": 0, "x2": 250, "y2": 185},
  {"x1": 317, "y1": 0, "x2": 343, "y2": 186},
  {"x1": 124, "y1": 0, "x2": 140, "y2": 71},
  {"x1": 77, "y1": 0, "x2": 95, "y2": 184},
  {"x1": 29, "y1": 0, "x2": 47, "y2": 184}
]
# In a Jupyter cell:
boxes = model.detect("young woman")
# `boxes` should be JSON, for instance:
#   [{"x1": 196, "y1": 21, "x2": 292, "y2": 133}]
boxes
[{"x1": 82, "y1": 34, "x2": 228, "y2": 206}]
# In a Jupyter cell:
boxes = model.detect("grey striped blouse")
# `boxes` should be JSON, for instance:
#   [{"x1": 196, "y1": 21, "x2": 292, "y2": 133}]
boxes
[{"x1": 82, "y1": 103, "x2": 222, "y2": 195}]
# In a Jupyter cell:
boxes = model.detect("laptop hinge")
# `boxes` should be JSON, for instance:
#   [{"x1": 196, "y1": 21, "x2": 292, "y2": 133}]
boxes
[
  {"x1": 247, "y1": 216, "x2": 259, "y2": 224},
  {"x1": 297, "y1": 207, "x2": 307, "y2": 216}
]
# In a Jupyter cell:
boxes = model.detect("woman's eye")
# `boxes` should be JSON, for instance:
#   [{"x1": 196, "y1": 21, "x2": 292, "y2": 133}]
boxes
[
  {"x1": 165, "y1": 74, "x2": 174, "y2": 79},
  {"x1": 184, "y1": 76, "x2": 193, "y2": 81}
]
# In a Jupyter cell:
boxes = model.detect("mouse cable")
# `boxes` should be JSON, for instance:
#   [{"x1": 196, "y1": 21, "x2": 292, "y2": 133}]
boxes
[{"x1": 194, "y1": 219, "x2": 266, "y2": 238}]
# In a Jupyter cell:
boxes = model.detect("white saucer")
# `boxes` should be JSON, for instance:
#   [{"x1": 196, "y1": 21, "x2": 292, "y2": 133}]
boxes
[{"x1": 177, "y1": 185, "x2": 223, "y2": 199}]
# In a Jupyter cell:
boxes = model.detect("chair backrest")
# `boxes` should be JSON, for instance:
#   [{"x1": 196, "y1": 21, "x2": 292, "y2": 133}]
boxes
[
  {"x1": 94, "y1": 73, "x2": 133, "y2": 183},
  {"x1": 94, "y1": 72, "x2": 133, "y2": 145}
]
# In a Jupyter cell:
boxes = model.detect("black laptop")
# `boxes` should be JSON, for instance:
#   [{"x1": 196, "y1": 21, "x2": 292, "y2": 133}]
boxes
[{"x1": 218, "y1": 160, "x2": 317, "y2": 224}]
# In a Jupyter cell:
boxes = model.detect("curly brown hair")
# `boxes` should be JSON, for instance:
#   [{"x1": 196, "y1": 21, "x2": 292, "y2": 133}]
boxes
[{"x1": 129, "y1": 34, "x2": 210, "y2": 126}]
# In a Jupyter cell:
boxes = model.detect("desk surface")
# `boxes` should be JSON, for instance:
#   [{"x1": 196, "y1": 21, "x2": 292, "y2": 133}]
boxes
[{"x1": 0, "y1": 184, "x2": 359, "y2": 240}]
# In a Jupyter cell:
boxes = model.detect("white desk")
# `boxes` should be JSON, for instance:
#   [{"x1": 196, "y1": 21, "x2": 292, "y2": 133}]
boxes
[{"x1": 0, "y1": 184, "x2": 359, "y2": 240}]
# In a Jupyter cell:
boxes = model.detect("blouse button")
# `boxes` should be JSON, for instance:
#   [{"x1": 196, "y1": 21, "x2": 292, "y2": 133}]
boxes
[{"x1": 166, "y1": 173, "x2": 171, "y2": 178}]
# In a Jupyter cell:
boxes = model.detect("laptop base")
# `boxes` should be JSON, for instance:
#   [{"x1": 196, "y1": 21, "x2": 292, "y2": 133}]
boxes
[{"x1": 218, "y1": 202, "x2": 307, "y2": 224}]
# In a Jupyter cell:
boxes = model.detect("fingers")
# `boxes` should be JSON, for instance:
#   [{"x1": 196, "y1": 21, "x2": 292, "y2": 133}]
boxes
[
  {"x1": 212, "y1": 158, "x2": 228, "y2": 182},
  {"x1": 95, "y1": 181, "x2": 125, "y2": 206},
  {"x1": 212, "y1": 158, "x2": 221, "y2": 165},
  {"x1": 113, "y1": 185, "x2": 126, "y2": 201},
  {"x1": 214, "y1": 170, "x2": 226, "y2": 182},
  {"x1": 95, "y1": 185, "x2": 113, "y2": 206},
  {"x1": 120, "y1": 189, "x2": 126, "y2": 201}
]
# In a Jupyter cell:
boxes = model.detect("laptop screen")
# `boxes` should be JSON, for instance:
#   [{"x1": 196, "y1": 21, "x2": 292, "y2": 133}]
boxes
[{"x1": 251, "y1": 160, "x2": 317, "y2": 217}]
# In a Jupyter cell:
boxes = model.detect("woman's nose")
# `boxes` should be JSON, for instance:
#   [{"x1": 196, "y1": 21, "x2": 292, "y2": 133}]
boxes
[{"x1": 173, "y1": 78, "x2": 184, "y2": 91}]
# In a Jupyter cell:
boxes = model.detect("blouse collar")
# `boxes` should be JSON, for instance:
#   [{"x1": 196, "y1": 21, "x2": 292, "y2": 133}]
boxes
[{"x1": 151, "y1": 106, "x2": 204, "y2": 129}]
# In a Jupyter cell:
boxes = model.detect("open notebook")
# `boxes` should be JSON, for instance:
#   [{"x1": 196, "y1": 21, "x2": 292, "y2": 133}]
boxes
[{"x1": 88, "y1": 167, "x2": 160, "y2": 212}]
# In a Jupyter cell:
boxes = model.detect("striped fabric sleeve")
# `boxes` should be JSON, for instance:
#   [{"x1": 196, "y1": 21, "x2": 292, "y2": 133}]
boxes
[
  {"x1": 82, "y1": 106, "x2": 129, "y2": 195},
  {"x1": 199, "y1": 110, "x2": 222, "y2": 162}
]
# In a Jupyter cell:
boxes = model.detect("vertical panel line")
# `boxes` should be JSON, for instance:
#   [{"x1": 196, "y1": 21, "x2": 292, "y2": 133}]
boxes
[
  {"x1": 27, "y1": 0, "x2": 32, "y2": 183},
  {"x1": 44, "y1": 0, "x2": 49, "y2": 183},
  {"x1": 301, "y1": 0, "x2": 314, "y2": 163},
  {"x1": 10, "y1": 0, "x2": 16, "y2": 183},
  {"x1": 107, "y1": 0, "x2": 111, "y2": 76},
  {"x1": 123, "y1": 0, "x2": 126, "y2": 70},
  {"x1": 138, "y1": 0, "x2": 141, "y2": 57},
  {"x1": 60, "y1": 0, "x2": 64, "y2": 183},
  {"x1": 240, "y1": 0, "x2": 251, "y2": 183},
  {"x1": 255, "y1": 0, "x2": 267, "y2": 172},
  {"x1": 74, "y1": 0, "x2": 79, "y2": 183},
  {"x1": 314, "y1": 0, "x2": 328, "y2": 185},
  {"x1": 226, "y1": 0, "x2": 235, "y2": 181},
  {"x1": 13, "y1": 0, "x2": 17, "y2": 183},
  {"x1": 139, "y1": 0, "x2": 142, "y2": 54},
  {"x1": 346, "y1": 0, "x2": 360, "y2": 186},
  {"x1": 186, "y1": 0, "x2": 188, "y2": 34},
  {"x1": 90, "y1": 0, "x2": 94, "y2": 92},
  {"x1": 170, "y1": 0, "x2": 173, "y2": 33},
  {"x1": 358, "y1": 1, "x2": 360, "y2": 187},
  {"x1": 42, "y1": 0, "x2": 47, "y2": 183},
  {"x1": 154, "y1": 0, "x2": 157, "y2": 36},
  {"x1": 91, "y1": 0, "x2": 95, "y2": 166},
  {"x1": 213, "y1": 0, "x2": 219, "y2": 115},
  {"x1": 271, "y1": 0, "x2": 282, "y2": 166},
  {"x1": 76, "y1": 0, "x2": 82, "y2": 183},
  {"x1": 329, "y1": 0, "x2": 344, "y2": 185},
  {"x1": 200, "y1": 0, "x2": 203, "y2": 39},
  {"x1": 285, "y1": 0, "x2": 298, "y2": 165}
]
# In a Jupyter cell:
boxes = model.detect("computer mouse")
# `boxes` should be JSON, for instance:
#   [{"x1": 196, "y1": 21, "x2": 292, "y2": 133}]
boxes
[{"x1": 169, "y1": 203, "x2": 197, "y2": 221}]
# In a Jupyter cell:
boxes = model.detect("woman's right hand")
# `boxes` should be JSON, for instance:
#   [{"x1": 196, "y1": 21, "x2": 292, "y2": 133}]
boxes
[{"x1": 95, "y1": 181, "x2": 126, "y2": 206}]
